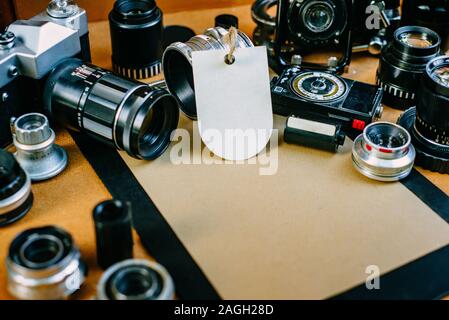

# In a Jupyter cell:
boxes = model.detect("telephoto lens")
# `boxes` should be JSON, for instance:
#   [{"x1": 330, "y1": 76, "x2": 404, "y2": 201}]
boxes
[
  {"x1": 0, "y1": 149, "x2": 33, "y2": 227},
  {"x1": 377, "y1": 26, "x2": 441, "y2": 109},
  {"x1": 43, "y1": 58, "x2": 179, "y2": 160},
  {"x1": 6, "y1": 226, "x2": 87, "y2": 300},
  {"x1": 352, "y1": 122, "x2": 416, "y2": 181},
  {"x1": 11, "y1": 113, "x2": 68, "y2": 181},
  {"x1": 163, "y1": 27, "x2": 254, "y2": 119},
  {"x1": 93, "y1": 200, "x2": 134, "y2": 270},
  {"x1": 398, "y1": 55, "x2": 449, "y2": 173},
  {"x1": 97, "y1": 259, "x2": 175, "y2": 300},
  {"x1": 109, "y1": 0, "x2": 163, "y2": 79}
]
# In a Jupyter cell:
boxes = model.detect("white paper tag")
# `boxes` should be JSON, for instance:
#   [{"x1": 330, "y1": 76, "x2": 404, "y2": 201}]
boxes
[{"x1": 192, "y1": 46, "x2": 273, "y2": 161}]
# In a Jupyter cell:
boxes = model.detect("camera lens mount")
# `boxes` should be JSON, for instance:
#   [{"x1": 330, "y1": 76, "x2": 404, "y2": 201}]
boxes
[
  {"x1": 163, "y1": 27, "x2": 253, "y2": 119},
  {"x1": 352, "y1": 122, "x2": 416, "y2": 181},
  {"x1": 97, "y1": 259, "x2": 175, "y2": 300},
  {"x1": 6, "y1": 226, "x2": 87, "y2": 300},
  {"x1": 376, "y1": 26, "x2": 441, "y2": 109},
  {"x1": 44, "y1": 58, "x2": 179, "y2": 160}
]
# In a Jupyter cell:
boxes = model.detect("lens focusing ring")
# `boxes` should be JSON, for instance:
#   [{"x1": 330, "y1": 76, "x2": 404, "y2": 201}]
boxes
[
  {"x1": 6, "y1": 226, "x2": 87, "y2": 300},
  {"x1": 376, "y1": 26, "x2": 441, "y2": 109},
  {"x1": 352, "y1": 122, "x2": 416, "y2": 181},
  {"x1": 163, "y1": 27, "x2": 254, "y2": 119},
  {"x1": 97, "y1": 259, "x2": 175, "y2": 300},
  {"x1": 0, "y1": 149, "x2": 33, "y2": 227}
]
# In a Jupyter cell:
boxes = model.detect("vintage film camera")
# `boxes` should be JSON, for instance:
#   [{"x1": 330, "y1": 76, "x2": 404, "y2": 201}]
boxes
[
  {"x1": 0, "y1": 0, "x2": 90, "y2": 148},
  {"x1": 271, "y1": 64, "x2": 383, "y2": 151},
  {"x1": 272, "y1": 0, "x2": 353, "y2": 73}
]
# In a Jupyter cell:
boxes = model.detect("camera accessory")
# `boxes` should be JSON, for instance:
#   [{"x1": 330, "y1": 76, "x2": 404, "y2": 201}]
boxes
[
  {"x1": 33, "y1": 0, "x2": 91, "y2": 62},
  {"x1": 97, "y1": 259, "x2": 175, "y2": 300},
  {"x1": 402, "y1": 0, "x2": 449, "y2": 51},
  {"x1": 284, "y1": 116, "x2": 346, "y2": 152},
  {"x1": 0, "y1": 149, "x2": 33, "y2": 227},
  {"x1": 93, "y1": 200, "x2": 133, "y2": 270},
  {"x1": 11, "y1": 113, "x2": 68, "y2": 181},
  {"x1": 215, "y1": 14, "x2": 239, "y2": 29},
  {"x1": 162, "y1": 26, "x2": 196, "y2": 50},
  {"x1": 44, "y1": 58, "x2": 180, "y2": 160},
  {"x1": 376, "y1": 26, "x2": 441, "y2": 110},
  {"x1": 273, "y1": 0, "x2": 352, "y2": 73},
  {"x1": 271, "y1": 66, "x2": 383, "y2": 135},
  {"x1": 163, "y1": 27, "x2": 253, "y2": 119},
  {"x1": 352, "y1": 122, "x2": 416, "y2": 181},
  {"x1": 352, "y1": 0, "x2": 401, "y2": 56},
  {"x1": 6, "y1": 226, "x2": 87, "y2": 300},
  {"x1": 0, "y1": 18, "x2": 85, "y2": 149},
  {"x1": 109, "y1": 0, "x2": 163, "y2": 79},
  {"x1": 398, "y1": 55, "x2": 449, "y2": 174}
]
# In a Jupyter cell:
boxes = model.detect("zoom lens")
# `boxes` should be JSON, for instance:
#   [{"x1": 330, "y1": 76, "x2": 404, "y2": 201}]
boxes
[
  {"x1": 97, "y1": 259, "x2": 175, "y2": 300},
  {"x1": 6, "y1": 226, "x2": 87, "y2": 300},
  {"x1": 109, "y1": 0, "x2": 163, "y2": 79},
  {"x1": 0, "y1": 149, "x2": 33, "y2": 227},
  {"x1": 398, "y1": 55, "x2": 449, "y2": 173},
  {"x1": 163, "y1": 27, "x2": 253, "y2": 119},
  {"x1": 44, "y1": 58, "x2": 179, "y2": 160},
  {"x1": 376, "y1": 26, "x2": 441, "y2": 109},
  {"x1": 352, "y1": 122, "x2": 416, "y2": 181},
  {"x1": 303, "y1": 2, "x2": 334, "y2": 33}
]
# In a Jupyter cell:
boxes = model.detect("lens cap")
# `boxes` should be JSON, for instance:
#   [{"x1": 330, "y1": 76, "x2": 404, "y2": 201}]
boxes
[{"x1": 163, "y1": 25, "x2": 195, "y2": 50}]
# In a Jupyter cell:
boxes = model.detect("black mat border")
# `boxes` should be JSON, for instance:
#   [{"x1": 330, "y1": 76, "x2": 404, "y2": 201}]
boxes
[{"x1": 73, "y1": 132, "x2": 449, "y2": 300}]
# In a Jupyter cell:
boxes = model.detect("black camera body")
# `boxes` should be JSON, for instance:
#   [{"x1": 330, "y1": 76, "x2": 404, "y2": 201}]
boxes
[
  {"x1": 273, "y1": 0, "x2": 353, "y2": 73},
  {"x1": 271, "y1": 66, "x2": 383, "y2": 136},
  {"x1": 0, "y1": 1, "x2": 90, "y2": 148}
]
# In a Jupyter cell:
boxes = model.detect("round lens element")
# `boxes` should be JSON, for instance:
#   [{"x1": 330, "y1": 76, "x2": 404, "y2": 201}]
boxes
[
  {"x1": 291, "y1": 71, "x2": 346, "y2": 102},
  {"x1": 399, "y1": 32, "x2": 434, "y2": 48},
  {"x1": 303, "y1": 2, "x2": 334, "y2": 33}
]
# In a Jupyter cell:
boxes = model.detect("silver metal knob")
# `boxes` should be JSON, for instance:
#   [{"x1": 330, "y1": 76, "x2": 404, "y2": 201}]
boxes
[{"x1": 11, "y1": 113, "x2": 68, "y2": 181}]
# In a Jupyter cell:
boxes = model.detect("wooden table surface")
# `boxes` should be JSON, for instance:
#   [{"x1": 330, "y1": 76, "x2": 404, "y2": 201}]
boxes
[{"x1": 0, "y1": 4, "x2": 448, "y2": 300}]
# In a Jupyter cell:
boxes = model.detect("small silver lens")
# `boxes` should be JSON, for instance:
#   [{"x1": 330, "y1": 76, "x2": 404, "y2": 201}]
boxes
[{"x1": 352, "y1": 122, "x2": 416, "y2": 181}]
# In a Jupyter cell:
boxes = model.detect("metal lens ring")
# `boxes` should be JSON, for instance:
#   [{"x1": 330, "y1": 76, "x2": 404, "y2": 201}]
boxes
[
  {"x1": 352, "y1": 122, "x2": 416, "y2": 181},
  {"x1": 302, "y1": 1, "x2": 334, "y2": 33},
  {"x1": 251, "y1": 0, "x2": 278, "y2": 31},
  {"x1": 6, "y1": 226, "x2": 86, "y2": 300},
  {"x1": 97, "y1": 259, "x2": 175, "y2": 300},
  {"x1": 291, "y1": 71, "x2": 347, "y2": 102}
]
